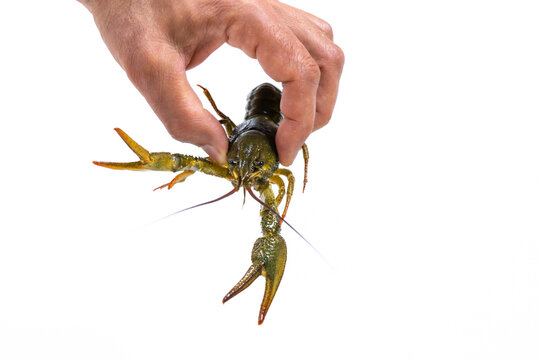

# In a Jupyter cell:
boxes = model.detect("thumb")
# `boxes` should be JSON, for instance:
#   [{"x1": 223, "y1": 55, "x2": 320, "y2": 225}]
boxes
[{"x1": 124, "y1": 44, "x2": 228, "y2": 163}]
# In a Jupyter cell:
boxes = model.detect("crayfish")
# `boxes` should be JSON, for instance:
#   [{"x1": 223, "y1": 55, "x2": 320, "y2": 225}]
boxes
[{"x1": 94, "y1": 83, "x2": 309, "y2": 325}]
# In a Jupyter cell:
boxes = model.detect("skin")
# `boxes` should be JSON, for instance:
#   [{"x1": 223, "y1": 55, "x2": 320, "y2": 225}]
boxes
[{"x1": 77, "y1": 0, "x2": 344, "y2": 166}]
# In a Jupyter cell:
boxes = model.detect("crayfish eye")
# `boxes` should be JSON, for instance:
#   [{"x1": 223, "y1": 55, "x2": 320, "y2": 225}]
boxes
[
  {"x1": 255, "y1": 161, "x2": 265, "y2": 167},
  {"x1": 228, "y1": 159, "x2": 239, "y2": 166}
]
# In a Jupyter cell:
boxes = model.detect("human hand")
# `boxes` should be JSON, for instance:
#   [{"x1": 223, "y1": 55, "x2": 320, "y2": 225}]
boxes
[{"x1": 78, "y1": 0, "x2": 344, "y2": 165}]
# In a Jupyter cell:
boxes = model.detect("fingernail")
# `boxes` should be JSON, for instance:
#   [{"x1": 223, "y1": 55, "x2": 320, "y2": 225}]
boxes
[{"x1": 202, "y1": 144, "x2": 226, "y2": 164}]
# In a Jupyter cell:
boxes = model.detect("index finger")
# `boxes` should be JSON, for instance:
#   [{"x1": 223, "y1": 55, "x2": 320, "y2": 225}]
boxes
[
  {"x1": 226, "y1": 13, "x2": 320, "y2": 166},
  {"x1": 123, "y1": 42, "x2": 229, "y2": 163}
]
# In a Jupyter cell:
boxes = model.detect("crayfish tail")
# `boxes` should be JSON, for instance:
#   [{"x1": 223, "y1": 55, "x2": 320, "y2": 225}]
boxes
[{"x1": 222, "y1": 263, "x2": 262, "y2": 304}]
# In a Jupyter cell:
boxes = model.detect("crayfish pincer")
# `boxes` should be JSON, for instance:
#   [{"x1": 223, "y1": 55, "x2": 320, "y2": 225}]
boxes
[{"x1": 93, "y1": 83, "x2": 309, "y2": 324}]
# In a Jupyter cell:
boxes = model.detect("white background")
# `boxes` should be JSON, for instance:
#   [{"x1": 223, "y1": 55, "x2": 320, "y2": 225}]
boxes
[{"x1": 1, "y1": 0, "x2": 539, "y2": 359}]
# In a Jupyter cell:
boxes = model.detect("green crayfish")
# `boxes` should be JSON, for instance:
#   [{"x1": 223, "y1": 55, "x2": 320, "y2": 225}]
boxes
[{"x1": 94, "y1": 83, "x2": 309, "y2": 324}]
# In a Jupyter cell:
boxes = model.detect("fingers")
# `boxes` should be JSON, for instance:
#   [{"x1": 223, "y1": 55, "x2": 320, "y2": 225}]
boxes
[
  {"x1": 226, "y1": 4, "x2": 344, "y2": 165},
  {"x1": 122, "y1": 42, "x2": 229, "y2": 164},
  {"x1": 279, "y1": 6, "x2": 345, "y2": 131},
  {"x1": 227, "y1": 12, "x2": 318, "y2": 165}
]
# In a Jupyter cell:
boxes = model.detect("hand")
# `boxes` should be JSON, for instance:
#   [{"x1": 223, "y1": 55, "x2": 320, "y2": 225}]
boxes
[{"x1": 78, "y1": 0, "x2": 344, "y2": 165}]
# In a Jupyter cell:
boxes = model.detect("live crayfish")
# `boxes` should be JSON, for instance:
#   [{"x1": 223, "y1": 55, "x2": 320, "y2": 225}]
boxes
[{"x1": 94, "y1": 83, "x2": 309, "y2": 324}]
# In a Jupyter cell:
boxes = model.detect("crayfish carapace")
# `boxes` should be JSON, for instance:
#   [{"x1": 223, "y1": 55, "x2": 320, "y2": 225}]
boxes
[{"x1": 94, "y1": 83, "x2": 309, "y2": 325}]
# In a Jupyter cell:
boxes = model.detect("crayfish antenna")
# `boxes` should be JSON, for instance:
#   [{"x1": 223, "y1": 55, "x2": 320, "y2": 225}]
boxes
[{"x1": 159, "y1": 187, "x2": 238, "y2": 222}]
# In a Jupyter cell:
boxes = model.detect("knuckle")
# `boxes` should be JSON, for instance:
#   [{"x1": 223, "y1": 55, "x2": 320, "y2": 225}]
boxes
[
  {"x1": 315, "y1": 112, "x2": 331, "y2": 129},
  {"x1": 231, "y1": 0, "x2": 270, "y2": 24},
  {"x1": 300, "y1": 58, "x2": 321, "y2": 84},
  {"x1": 123, "y1": 41, "x2": 183, "y2": 104},
  {"x1": 123, "y1": 42, "x2": 160, "y2": 83},
  {"x1": 318, "y1": 20, "x2": 334, "y2": 39},
  {"x1": 163, "y1": 109, "x2": 209, "y2": 146},
  {"x1": 169, "y1": 130, "x2": 188, "y2": 143},
  {"x1": 288, "y1": 111, "x2": 315, "y2": 134},
  {"x1": 325, "y1": 44, "x2": 345, "y2": 71},
  {"x1": 332, "y1": 44, "x2": 345, "y2": 68},
  {"x1": 294, "y1": 114, "x2": 314, "y2": 131},
  {"x1": 301, "y1": 118, "x2": 315, "y2": 133},
  {"x1": 164, "y1": 120, "x2": 191, "y2": 143}
]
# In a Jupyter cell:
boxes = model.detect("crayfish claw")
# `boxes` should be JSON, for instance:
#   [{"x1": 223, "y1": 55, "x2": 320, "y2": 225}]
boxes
[
  {"x1": 223, "y1": 234, "x2": 287, "y2": 325},
  {"x1": 93, "y1": 128, "x2": 182, "y2": 173},
  {"x1": 114, "y1": 128, "x2": 151, "y2": 162},
  {"x1": 93, "y1": 128, "x2": 152, "y2": 170},
  {"x1": 93, "y1": 160, "x2": 147, "y2": 170},
  {"x1": 222, "y1": 263, "x2": 262, "y2": 304}
]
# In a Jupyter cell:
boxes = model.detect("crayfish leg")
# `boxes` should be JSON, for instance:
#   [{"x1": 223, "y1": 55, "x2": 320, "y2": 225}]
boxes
[
  {"x1": 269, "y1": 175, "x2": 285, "y2": 207},
  {"x1": 301, "y1": 143, "x2": 309, "y2": 192},
  {"x1": 153, "y1": 170, "x2": 196, "y2": 191},
  {"x1": 197, "y1": 84, "x2": 237, "y2": 136},
  {"x1": 274, "y1": 168, "x2": 295, "y2": 223}
]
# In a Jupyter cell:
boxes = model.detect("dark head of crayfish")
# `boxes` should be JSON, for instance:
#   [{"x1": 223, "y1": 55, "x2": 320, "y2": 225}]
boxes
[{"x1": 227, "y1": 130, "x2": 279, "y2": 189}]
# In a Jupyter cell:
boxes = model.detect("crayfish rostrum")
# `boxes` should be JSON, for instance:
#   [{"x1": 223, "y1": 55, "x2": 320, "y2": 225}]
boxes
[{"x1": 94, "y1": 83, "x2": 309, "y2": 324}]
